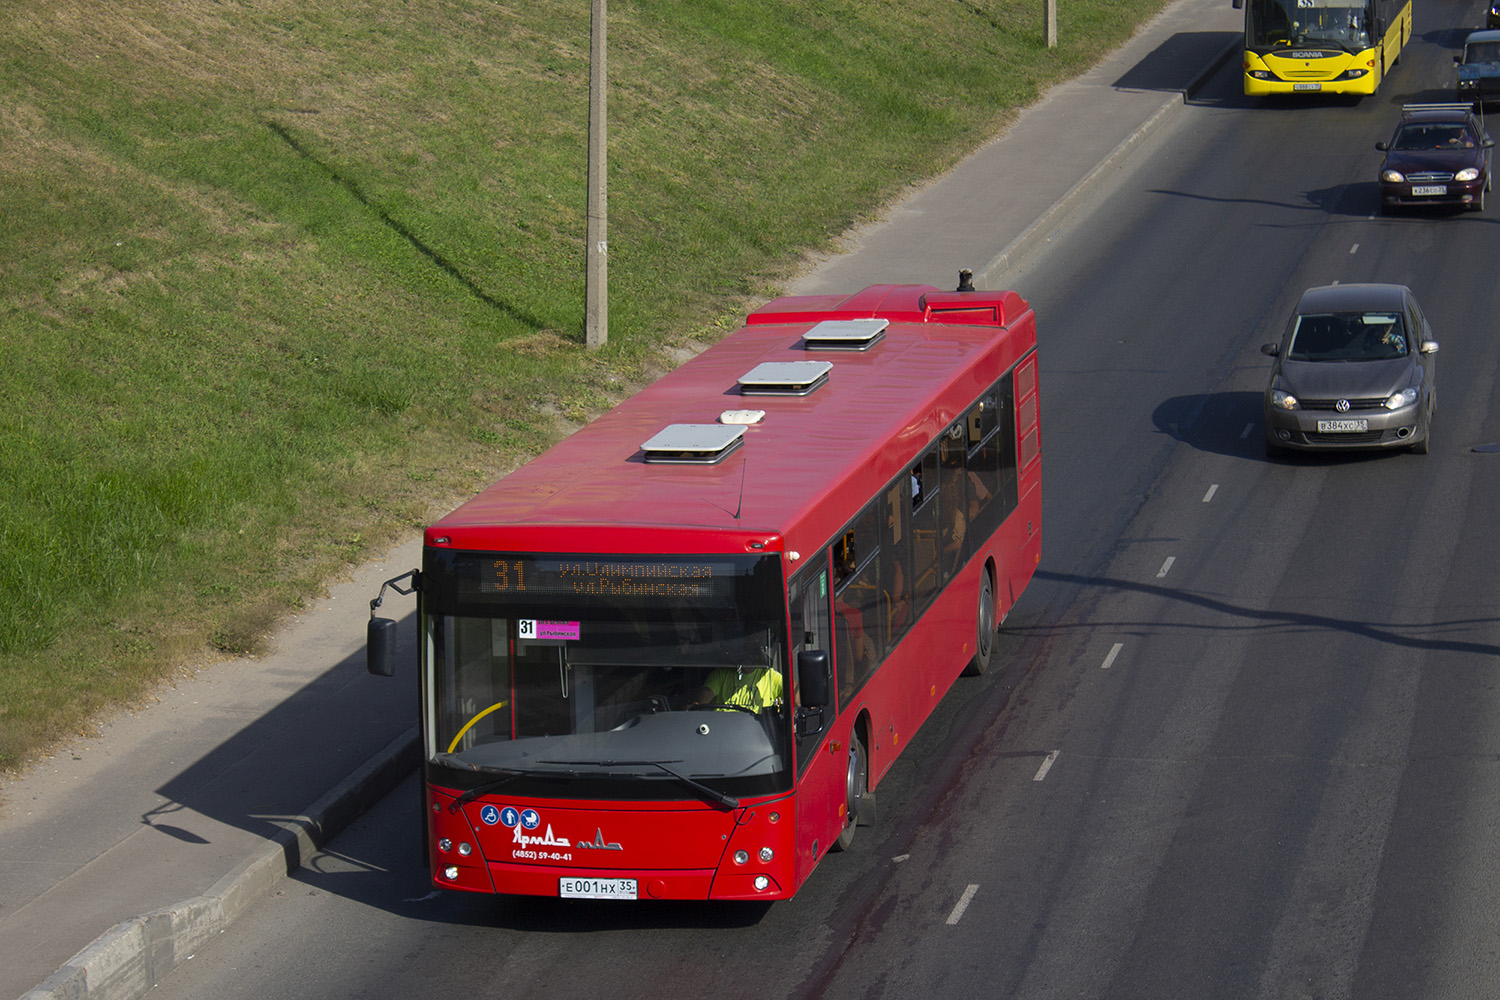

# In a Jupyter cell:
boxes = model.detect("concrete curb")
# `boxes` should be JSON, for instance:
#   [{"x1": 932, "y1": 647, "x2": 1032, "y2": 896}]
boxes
[
  {"x1": 18, "y1": 728, "x2": 420, "y2": 1000},
  {"x1": 979, "y1": 37, "x2": 1240, "y2": 285}
]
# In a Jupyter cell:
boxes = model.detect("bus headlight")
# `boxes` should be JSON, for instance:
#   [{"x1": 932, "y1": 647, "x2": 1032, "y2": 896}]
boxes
[
  {"x1": 759, "y1": 847, "x2": 774, "y2": 863},
  {"x1": 1336, "y1": 68, "x2": 1369, "y2": 80},
  {"x1": 733, "y1": 850, "x2": 749, "y2": 865},
  {"x1": 1247, "y1": 69, "x2": 1276, "y2": 81},
  {"x1": 1457, "y1": 167, "x2": 1481, "y2": 182}
]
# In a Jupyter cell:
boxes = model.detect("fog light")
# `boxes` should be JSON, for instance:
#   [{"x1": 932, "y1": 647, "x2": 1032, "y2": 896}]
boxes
[
  {"x1": 759, "y1": 847, "x2": 774, "y2": 863},
  {"x1": 438, "y1": 838, "x2": 452, "y2": 852},
  {"x1": 442, "y1": 865, "x2": 460, "y2": 881},
  {"x1": 733, "y1": 850, "x2": 749, "y2": 865},
  {"x1": 458, "y1": 842, "x2": 473, "y2": 856},
  {"x1": 754, "y1": 876, "x2": 770, "y2": 891}
]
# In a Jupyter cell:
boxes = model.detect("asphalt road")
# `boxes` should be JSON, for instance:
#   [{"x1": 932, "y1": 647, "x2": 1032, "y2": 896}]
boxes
[{"x1": 121, "y1": 7, "x2": 1500, "y2": 1000}]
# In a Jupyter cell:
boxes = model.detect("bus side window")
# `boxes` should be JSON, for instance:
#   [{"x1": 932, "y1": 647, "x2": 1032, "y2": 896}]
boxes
[
  {"x1": 882, "y1": 479, "x2": 911, "y2": 648},
  {"x1": 790, "y1": 556, "x2": 833, "y2": 773},
  {"x1": 910, "y1": 449, "x2": 942, "y2": 615},
  {"x1": 964, "y1": 394, "x2": 1001, "y2": 542},
  {"x1": 834, "y1": 506, "x2": 882, "y2": 706},
  {"x1": 938, "y1": 426, "x2": 968, "y2": 579}
]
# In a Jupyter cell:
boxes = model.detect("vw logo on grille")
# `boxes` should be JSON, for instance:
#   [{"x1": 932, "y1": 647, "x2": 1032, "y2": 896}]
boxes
[{"x1": 1336, "y1": 399, "x2": 1351, "y2": 412}]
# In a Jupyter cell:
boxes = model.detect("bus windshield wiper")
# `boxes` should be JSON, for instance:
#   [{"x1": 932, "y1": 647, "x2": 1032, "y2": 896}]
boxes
[
  {"x1": 433, "y1": 758, "x2": 526, "y2": 810},
  {"x1": 538, "y1": 758, "x2": 740, "y2": 810}
]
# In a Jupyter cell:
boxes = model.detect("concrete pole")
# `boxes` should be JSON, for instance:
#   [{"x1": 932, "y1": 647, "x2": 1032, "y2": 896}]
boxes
[
  {"x1": 585, "y1": 0, "x2": 608, "y2": 349},
  {"x1": 1044, "y1": 0, "x2": 1057, "y2": 48}
]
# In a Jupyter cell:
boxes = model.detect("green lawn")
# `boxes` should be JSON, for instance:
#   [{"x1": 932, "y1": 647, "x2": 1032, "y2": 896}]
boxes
[{"x1": 0, "y1": 0, "x2": 1171, "y2": 770}]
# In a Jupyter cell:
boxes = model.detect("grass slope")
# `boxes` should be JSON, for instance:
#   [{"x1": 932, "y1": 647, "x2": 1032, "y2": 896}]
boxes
[{"x1": 0, "y1": 0, "x2": 1170, "y2": 770}]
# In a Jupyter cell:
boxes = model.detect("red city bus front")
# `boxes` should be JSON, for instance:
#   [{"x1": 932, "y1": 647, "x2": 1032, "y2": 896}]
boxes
[
  {"x1": 415, "y1": 546, "x2": 802, "y2": 900},
  {"x1": 426, "y1": 788, "x2": 800, "y2": 900}
]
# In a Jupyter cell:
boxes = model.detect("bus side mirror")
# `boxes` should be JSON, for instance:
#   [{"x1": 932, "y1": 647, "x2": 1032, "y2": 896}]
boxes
[
  {"x1": 797, "y1": 649, "x2": 830, "y2": 708},
  {"x1": 367, "y1": 617, "x2": 399, "y2": 677},
  {"x1": 366, "y1": 568, "x2": 419, "y2": 678}
]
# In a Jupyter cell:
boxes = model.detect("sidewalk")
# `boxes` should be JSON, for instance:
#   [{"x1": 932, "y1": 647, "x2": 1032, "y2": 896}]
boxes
[{"x1": 2, "y1": 3, "x2": 1240, "y2": 998}]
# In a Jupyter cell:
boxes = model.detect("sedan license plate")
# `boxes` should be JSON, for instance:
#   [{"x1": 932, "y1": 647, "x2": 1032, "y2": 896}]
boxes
[
  {"x1": 1292, "y1": 83, "x2": 1322, "y2": 91},
  {"x1": 1412, "y1": 184, "x2": 1447, "y2": 196},
  {"x1": 559, "y1": 877, "x2": 638, "y2": 899},
  {"x1": 1317, "y1": 418, "x2": 1368, "y2": 433}
]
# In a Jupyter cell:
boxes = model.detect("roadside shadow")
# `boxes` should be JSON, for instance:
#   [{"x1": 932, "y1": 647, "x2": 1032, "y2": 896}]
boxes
[
  {"x1": 150, "y1": 604, "x2": 420, "y2": 856},
  {"x1": 1113, "y1": 31, "x2": 1241, "y2": 92}
]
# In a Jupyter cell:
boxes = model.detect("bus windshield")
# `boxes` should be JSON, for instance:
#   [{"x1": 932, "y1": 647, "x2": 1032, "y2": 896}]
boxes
[
  {"x1": 1247, "y1": 0, "x2": 1372, "y2": 52},
  {"x1": 422, "y1": 551, "x2": 792, "y2": 799}
]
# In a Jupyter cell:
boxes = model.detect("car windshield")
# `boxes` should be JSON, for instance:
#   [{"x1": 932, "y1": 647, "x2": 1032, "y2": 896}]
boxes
[
  {"x1": 1393, "y1": 123, "x2": 1476, "y2": 150},
  {"x1": 1286, "y1": 311, "x2": 1409, "y2": 361},
  {"x1": 1464, "y1": 41, "x2": 1500, "y2": 63}
]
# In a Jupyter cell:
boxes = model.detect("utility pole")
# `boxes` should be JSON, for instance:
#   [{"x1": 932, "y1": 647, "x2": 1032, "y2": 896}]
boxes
[
  {"x1": 585, "y1": 0, "x2": 608, "y2": 349},
  {"x1": 1044, "y1": 0, "x2": 1057, "y2": 48}
]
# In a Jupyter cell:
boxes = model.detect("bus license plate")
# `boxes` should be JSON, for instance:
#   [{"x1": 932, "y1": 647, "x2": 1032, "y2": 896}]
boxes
[
  {"x1": 559, "y1": 877, "x2": 638, "y2": 899},
  {"x1": 1317, "y1": 418, "x2": 1368, "y2": 433},
  {"x1": 1292, "y1": 83, "x2": 1322, "y2": 91},
  {"x1": 1412, "y1": 185, "x2": 1447, "y2": 196}
]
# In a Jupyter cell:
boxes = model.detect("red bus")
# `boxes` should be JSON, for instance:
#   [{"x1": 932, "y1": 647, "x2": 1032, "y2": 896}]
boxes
[{"x1": 366, "y1": 276, "x2": 1041, "y2": 901}]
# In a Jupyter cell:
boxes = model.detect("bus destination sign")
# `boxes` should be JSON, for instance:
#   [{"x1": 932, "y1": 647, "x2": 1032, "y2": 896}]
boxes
[{"x1": 474, "y1": 557, "x2": 732, "y2": 599}]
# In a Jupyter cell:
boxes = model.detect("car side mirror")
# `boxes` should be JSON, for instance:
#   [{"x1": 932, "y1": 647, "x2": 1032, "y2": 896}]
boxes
[
  {"x1": 1261, "y1": 342, "x2": 1280, "y2": 357},
  {"x1": 1420, "y1": 340, "x2": 1439, "y2": 354},
  {"x1": 1375, "y1": 141, "x2": 1389, "y2": 152}
]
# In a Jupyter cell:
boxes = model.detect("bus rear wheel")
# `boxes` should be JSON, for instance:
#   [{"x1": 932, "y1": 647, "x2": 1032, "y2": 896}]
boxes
[
  {"x1": 963, "y1": 570, "x2": 996, "y2": 676},
  {"x1": 832, "y1": 732, "x2": 867, "y2": 852}
]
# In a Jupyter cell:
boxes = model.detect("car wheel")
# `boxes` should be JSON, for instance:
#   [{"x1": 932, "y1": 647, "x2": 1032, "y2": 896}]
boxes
[
  {"x1": 1411, "y1": 411, "x2": 1432, "y2": 454},
  {"x1": 1473, "y1": 186, "x2": 1486, "y2": 212}
]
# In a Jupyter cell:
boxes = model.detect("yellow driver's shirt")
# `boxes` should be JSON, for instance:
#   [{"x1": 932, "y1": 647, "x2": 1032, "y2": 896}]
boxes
[{"x1": 704, "y1": 667, "x2": 783, "y2": 712}]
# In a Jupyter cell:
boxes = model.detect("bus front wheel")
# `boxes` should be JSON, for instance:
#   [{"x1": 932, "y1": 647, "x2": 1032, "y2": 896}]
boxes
[
  {"x1": 832, "y1": 731, "x2": 867, "y2": 852},
  {"x1": 963, "y1": 570, "x2": 997, "y2": 676}
]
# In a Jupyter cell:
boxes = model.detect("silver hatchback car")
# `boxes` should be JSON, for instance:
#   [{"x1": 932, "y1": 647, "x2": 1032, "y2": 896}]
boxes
[{"x1": 1261, "y1": 283, "x2": 1438, "y2": 455}]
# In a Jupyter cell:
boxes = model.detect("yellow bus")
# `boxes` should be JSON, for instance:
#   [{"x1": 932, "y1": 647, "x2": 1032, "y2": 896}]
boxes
[{"x1": 1234, "y1": 0, "x2": 1413, "y2": 97}]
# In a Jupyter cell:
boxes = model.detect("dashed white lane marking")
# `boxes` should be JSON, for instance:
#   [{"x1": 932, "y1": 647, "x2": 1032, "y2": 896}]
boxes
[
  {"x1": 1034, "y1": 749, "x2": 1060, "y2": 781},
  {"x1": 1242, "y1": 423, "x2": 1254, "y2": 439},
  {"x1": 1157, "y1": 556, "x2": 1175, "y2": 578},
  {"x1": 1350, "y1": 243, "x2": 1359, "y2": 254},
  {"x1": 946, "y1": 884, "x2": 980, "y2": 925},
  {"x1": 1203, "y1": 483, "x2": 1218, "y2": 503},
  {"x1": 1101, "y1": 642, "x2": 1123, "y2": 670}
]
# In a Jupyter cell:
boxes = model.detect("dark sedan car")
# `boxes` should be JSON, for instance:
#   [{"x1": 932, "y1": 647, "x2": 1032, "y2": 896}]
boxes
[
  {"x1": 1376, "y1": 103, "x2": 1493, "y2": 213},
  {"x1": 1455, "y1": 30, "x2": 1500, "y2": 107},
  {"x1": 1262, "y1": 284, "x2": 1438, "y2": 455}
]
